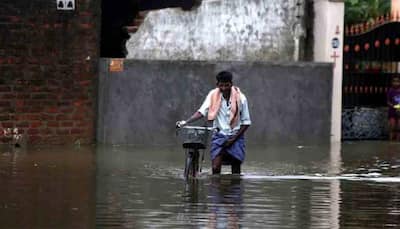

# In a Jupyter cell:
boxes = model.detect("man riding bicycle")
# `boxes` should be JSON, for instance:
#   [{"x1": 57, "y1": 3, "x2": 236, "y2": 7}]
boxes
[{"x1": 177, "y1": 71, "x2": 251, "y2": 175}]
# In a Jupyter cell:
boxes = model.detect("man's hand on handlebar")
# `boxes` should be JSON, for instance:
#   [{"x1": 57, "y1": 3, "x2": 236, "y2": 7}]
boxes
[
  {"x1": 176, "y1": 120, "x2": 187, "y2": 128},
  {"x1": 223, "y1": 137, "x2": 236, "y2": 148}
]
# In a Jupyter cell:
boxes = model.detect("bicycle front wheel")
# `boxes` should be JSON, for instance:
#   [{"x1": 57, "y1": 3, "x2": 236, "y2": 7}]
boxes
[
  {"x1": 184, "y1": 150, "x2": 199, "y2": 179},
  {"x1": 184, "y1": 153, "x2": 193, "y2": 180}
]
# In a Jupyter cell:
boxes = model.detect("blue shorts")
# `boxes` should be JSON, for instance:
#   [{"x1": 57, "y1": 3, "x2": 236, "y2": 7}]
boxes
[{"x1": 210, "y1": 132, "x2": 245, "y2": 163}]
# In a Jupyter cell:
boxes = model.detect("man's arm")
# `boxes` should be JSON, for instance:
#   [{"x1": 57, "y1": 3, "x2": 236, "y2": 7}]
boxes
[
  {"x1": 223, "y1": 125, "x2": 249, "y2": 147},
  {"x1": 185, "y1": 111, "x2": 204, "y2": 124},
  {"x1": 176, "y1": 111, "x2": 204, "y2": 128}
]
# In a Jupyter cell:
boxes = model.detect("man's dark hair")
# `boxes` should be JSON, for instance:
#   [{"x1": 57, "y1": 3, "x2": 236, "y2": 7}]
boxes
[{"x1": 216, "y1": 71, "x2": 233, "y2": 83}]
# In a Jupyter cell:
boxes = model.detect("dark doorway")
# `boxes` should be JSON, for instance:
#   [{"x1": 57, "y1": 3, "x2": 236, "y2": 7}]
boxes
[{"x1": 100, "y1": 0, "x2": 201, "y2": 58}]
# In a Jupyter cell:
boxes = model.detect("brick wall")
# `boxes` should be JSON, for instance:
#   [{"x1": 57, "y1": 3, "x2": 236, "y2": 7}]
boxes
[{"x1": 0, "y1": 0, "x2": 100, "y2": 145}]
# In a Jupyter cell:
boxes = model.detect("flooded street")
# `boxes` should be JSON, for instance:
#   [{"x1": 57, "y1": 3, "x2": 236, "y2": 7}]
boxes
[{"x1": 1, "y1": 142, "x2": 400, "y2": 228}]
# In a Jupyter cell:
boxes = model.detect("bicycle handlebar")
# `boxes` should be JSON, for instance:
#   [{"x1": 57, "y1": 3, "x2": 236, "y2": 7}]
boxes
[{"x1": 180, "y1": 126, "x2": 215, "y2": 131}]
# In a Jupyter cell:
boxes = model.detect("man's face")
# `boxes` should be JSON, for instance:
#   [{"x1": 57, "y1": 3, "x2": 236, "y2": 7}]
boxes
[
  {"x1": 217, "y1": 81, "x2": 232, "y2": 94},
  {"x1": 393, "y1": 78, "x2": 400, "y2": 88}
]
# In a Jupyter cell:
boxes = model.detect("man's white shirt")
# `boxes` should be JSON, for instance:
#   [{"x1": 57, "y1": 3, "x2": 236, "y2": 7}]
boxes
[{"x1": 198, "y1": 90, "x2": 251, "y2": 136}]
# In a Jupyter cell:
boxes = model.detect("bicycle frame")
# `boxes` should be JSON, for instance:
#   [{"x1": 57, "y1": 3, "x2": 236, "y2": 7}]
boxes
[
  {"x1": 177, "y1": 126, "x2": 214, "y2": 179},
  {"x1": 184, "y1": 148, "x2": 200, "y2": 178}
]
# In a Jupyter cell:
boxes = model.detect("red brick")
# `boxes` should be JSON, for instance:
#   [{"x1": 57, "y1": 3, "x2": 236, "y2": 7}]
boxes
[
  {"x1": 8, "y1": 16, "x2": 20, "y2": 23},
  {"x1": 41, "y1": 113, "x2": 55, "y2": 120},
  {"x1": 13, "y1": 86, "x2": 25, "y2": 92},
  {"x1": 80, "y1": 23, "x2": 94, "y2": 29},
  {"x1": 1, "y1": 122, "x2": 14, "y2": 128},
  {"x1": 79, "y1": 80, "x2": 91, "y2": 86},
  {"x1": 59, "y1": 107, "x2": 74, "y2": 113},
  {"x1": 47, "y1": 121, "x2": 59, "y2": 128},
  {"x1": 27, "y1": 106, "x2": 43, "y2": 113},
  {"x1": 78, "y1": 94, "x2": 89, "y2": 100},
  {"x1": 28, "y1": 135, "x2": 42, "y2": 144},
  {"x1": 75, "y1": 121, "x2": 90, "y2": 127},
  {"x1": 0, "y1": 101, "x2": 11, "y2": 107},
  {"x1": 40, "y1": 100, "x2": 57, "y2": 107},
  {"x1": 16, "y1": 122, "x2": 29, "y2": 128},
  {"x1": 73, "y1": 101, "x2": 84, "y2": 107},
  {"x1": 15, "y1": 107, "x2": 30, "y2": 113},
  {"x1": 46, "y1": 107, "x2": 58, "y2": 113},
  {"x1": 47, "y1": 79, "x2": 60, "y2": 86},
  {"x1": 71, "y1": 128, "x2": 83, "y2": 134},
  {"x1": 0, "y1": 114, "x2": 10, "y2": 121},
  {"x1": 56, "y1": 129, "x2": 70, "y2": 135},
  {"x1": 80, "y1": 11, "x2": 93, "y2": 17},
  {"x1": 40, "y1": 128, "x2": 54, "y2": 135},
  {"x1": 27, "y1": 129, "x2": 39, "y2": 135},
  {"x1": 61, "y1": 121, "x2": 74, "y2": 127},
  {"x1": 14, "y1": 114, "x2": 26, "y2": 121},
  {"x1": 31, "y1": 93, "x2": 47, "y2": 100},
  {"x1": 56, "y1": 114, "x2": 71, "y2": 121},
  {"x1": 30, "y1": 121, "x2": 43, "y2": 128},
  {"x1": 71, "y1": 113, "x2": 85, "y2": 120},
  {"x1": 58, "y1": 101, "x2": 72, "y2": 106},
  {"x1": 77, "y1": 73, "x2": 93, "y2": 80},
  {"x1": 62, "y1": 94, "x2": 74, "y2": 100},
  {"x1": 15, "y1": 100, "x2": 24, "y2": 108},
  {"x1": 17, "y1": 93, "x2": 31, "y2": 99},
  {"x1": 1, "y1": 93, "x2": 15, "y2": 99},
  {"x1": 0, "y1": 137, "x2": 12, "y2": 143},
  {"x1": 26, "y1": 58, "x2": 39, "y2": 64},
  {"x1": 27, "y1": 114, "x2": 41, "y2": 120}
]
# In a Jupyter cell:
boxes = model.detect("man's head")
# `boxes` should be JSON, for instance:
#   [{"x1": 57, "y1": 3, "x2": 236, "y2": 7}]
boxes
[
  {"x1": 216, "y1": 71, "x2": 233, "y2": 95},
  {"x1": 392, "y1": 76, "x2": 400, "y2": 88}
]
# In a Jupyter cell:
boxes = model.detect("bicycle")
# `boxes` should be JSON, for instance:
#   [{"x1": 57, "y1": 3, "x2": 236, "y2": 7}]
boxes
[{"x1": 176, "y1": 126, "x2": 214, "y2": 179}]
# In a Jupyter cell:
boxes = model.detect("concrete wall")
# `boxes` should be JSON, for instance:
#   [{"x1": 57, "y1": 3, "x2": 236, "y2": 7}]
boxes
[
  {"x1": 0, "y1": 0, "x2": 100, "y2": 145},
  {"x1": 98, "y1": 59, "x2": 332, "y2": 145},
  {"x1": 126, "y1": 0, "x2": 306, "y2": 61}
]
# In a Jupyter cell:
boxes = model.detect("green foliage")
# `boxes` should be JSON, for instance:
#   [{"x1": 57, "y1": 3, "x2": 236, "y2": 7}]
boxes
[{"x1": 345, "y1": 0, "x2": 391, "y2": 24}]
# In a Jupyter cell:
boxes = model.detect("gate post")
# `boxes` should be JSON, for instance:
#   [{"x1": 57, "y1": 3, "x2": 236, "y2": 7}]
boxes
[
  {"x1": 313, "y1": 0, "x2": 345, "y2": 142},
  {"x1": 392, "y1": 0, "x2": 400, "y2": 16}
]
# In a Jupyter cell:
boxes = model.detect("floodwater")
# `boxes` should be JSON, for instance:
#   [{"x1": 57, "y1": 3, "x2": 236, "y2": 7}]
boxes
[{"x1": 1, "y1": 142, "x2": 400, "y2": 228}]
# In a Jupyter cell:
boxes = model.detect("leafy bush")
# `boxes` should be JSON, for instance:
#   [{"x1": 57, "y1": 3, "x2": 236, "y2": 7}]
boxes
[{"x1": 345, "y1": 0, "x2": 390, "y2": 24}]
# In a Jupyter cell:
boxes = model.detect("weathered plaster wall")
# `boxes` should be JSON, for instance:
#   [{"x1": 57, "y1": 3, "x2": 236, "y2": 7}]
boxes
[
  {"x1": 98, "y1": 59, "x2": 332, "y2": 146},
  {"x1": 126, "y1": 0, "x2": 305, "y2": 61}
]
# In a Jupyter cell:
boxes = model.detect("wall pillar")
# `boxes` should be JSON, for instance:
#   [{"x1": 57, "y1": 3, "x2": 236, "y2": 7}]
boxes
[
  {"x1": 313, "y1": 0, "x2": 344, "y2": 142},
  {"x1": 392, "y1": 0, "x2": 400, "y2": 16}
]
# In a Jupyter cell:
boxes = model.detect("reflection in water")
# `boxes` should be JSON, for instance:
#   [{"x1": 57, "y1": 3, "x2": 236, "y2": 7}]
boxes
[
  {"x1": 0, "y1": 146, "x2": 96, "y2": 229},
  {"x1": 1, "y1": 142, "x2": 400, "y2": 228},
  {"x1": 184, "y1": 176, "x2": 243, "y2": 228},
  {"x1": 207, "y1": 176, "x2": 243, "y2": 229},
  {"x1": 94, "y1": 142, "x2": 400, "y2": 228},
  {"x1": 328, "y1": 142, "x2": 341, "y2": 229}
]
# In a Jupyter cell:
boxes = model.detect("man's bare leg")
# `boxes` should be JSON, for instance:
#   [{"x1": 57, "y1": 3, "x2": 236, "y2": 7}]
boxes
[
  {"x1": 231, "y1": 158, "x2": 241, "y2": 174},
  {"x1": 212, "y1": 154, "x2": 223, "y2": 174}
]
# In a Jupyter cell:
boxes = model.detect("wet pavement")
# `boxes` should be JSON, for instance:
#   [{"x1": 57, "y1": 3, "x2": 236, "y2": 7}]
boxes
[{"x1": 1, "y1": 141, "x2": 400, "y2": 228}]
